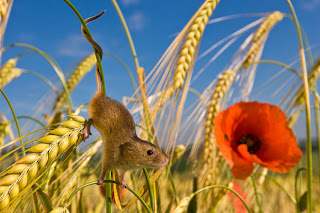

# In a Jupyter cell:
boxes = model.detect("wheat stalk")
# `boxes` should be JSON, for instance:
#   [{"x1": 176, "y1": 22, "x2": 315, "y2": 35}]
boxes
[
  {"x1": 0, "y1": 114, "x2": 85, "y2": 211},
  {"x1": 242, "y1": 11, "x2": 283, "y2": 68},
  {"x1": 54, "y1": 54, "x2": 96, "y2": 110},
  {"x1": 0, "y1": 58, "x2": 22, "y2": 88},
  {"x1": 201, "y1": 70, "x2": 235, "y2": 187}
]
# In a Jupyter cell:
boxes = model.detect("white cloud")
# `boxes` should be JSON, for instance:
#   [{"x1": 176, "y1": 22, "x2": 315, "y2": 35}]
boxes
[
  {"x1": 120, "y1": 0, "x2": 140, "y2": 6},
  {"x1": 128, "y1": 12, "x2": 147, "y2": 31},
  {"x1": 56, "y1": 34, "x2": 91, "y2": 57},
  {"x1": 301, "y1": 0, "x2": 320, "y2": 10}
]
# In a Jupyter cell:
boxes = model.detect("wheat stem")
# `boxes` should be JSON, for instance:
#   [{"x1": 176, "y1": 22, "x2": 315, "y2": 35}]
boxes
[
  {"x1": 285, "y1": 1, "x2": 313, "y2": 212},
  {"x1": 0, "y1": 88, "x2": 24, "y2": 156},
  {"x1": 251, "y1": 175, "x2": 262, "y2": 213},
  {"x1": 1, "y1": 43, "x2": 72, "y2": 109},
  {"x1": 111, "y1": 0, "x2": 139, "y2": 71}
]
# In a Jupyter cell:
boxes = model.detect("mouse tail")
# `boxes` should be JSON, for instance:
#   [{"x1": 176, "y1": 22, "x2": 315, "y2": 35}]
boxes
[{"x1": 81, "y1": 11, "x2": 105, "y2": 94}]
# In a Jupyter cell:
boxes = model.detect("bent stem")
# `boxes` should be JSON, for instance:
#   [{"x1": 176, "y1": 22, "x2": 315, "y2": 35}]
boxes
[
  {"x1": 285, "y1": 0, "x2": 313, "y2": 212},
  {"x1": 251, "y1": 175, "x2": 262, "y2": 213},
  {"x1": 67, "y1": 180, "x2": 152, "y2": 213},
  {"x1": 191, "y1": 185, "x2": 252, "y2": 213},
  {"x1": 21, "y1": 69, "x2": 58, "y2": 94},
  {"x1": 264, "y1": 175, "x2": 296, "y2": 204},
  {"x1": 0, "y1": 88, "x2": 25, "y2": 156},
  {"x1": 1, "y1": 43, "x2": 72, "y2": 109},
  {"x1": 295, "y1": 168, "x2": 306, "y2": 212}
]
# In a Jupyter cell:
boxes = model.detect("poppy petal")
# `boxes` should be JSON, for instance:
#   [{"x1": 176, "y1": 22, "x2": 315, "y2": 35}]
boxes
[
  {"x1": 214, "y1": 101, "x2": 302, "y2": 179},
  {"x1": 230, "y1": 150, "x2": 254, "y2": 179}
]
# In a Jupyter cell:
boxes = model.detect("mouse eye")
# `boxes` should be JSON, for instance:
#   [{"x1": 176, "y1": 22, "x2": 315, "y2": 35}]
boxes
[{"x1": 147, "y1": 150, "x2": 154, "y2": 155}]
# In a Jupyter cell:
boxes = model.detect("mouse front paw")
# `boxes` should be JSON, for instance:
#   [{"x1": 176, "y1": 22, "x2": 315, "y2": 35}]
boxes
[
  {"x1": 81, "y1": 128, "x2": 92, "y2": 142},
  {"x1": 81, "y1": 118, "x2": 93, "y2": 142},
  {"x1": 97, "y1": 177, "x2": 104, "y2": 185}
]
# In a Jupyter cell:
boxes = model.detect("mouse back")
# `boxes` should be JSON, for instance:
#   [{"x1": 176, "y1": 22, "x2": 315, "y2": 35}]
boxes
[{"x1": 88, "y1": 92, "x2": 136, "y2": 139}]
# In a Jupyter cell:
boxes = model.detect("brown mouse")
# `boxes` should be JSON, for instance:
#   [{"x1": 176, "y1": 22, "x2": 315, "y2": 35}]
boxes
[{"x1": 81, "y1": 12, "x2": 169, "y2": 185}]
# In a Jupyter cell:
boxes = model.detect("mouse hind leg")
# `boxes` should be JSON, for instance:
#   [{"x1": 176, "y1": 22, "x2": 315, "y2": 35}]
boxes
[{"x1": 97, "y1": 144, "x2": 111, "y2": 185}]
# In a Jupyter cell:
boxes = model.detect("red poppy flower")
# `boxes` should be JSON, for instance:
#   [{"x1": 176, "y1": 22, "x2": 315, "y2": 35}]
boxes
[{"x1": 214, "y1": 101, "x2": 302, "y2": 179}]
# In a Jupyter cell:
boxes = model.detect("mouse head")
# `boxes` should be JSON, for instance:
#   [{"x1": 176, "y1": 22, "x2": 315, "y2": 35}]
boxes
[{"x1": 120, "y1": 137, "x2": 169, "y2": 169}]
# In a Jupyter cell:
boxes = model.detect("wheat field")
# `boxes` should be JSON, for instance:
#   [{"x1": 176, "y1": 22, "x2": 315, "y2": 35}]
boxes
[{"x1": 0, "y1": 0, "x2": 319, "y2": 212}]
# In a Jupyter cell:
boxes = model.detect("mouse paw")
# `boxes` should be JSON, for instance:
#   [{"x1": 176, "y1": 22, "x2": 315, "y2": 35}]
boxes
[
  {"x1": 81, "y1": 128, "x2": 92, "y2": 142},
  {"x1": 119, "y1": 179, "x2": 128, "y2": 189},
  {"x1": 97, "y1": 177, "x2": 104, "y2": 185}
]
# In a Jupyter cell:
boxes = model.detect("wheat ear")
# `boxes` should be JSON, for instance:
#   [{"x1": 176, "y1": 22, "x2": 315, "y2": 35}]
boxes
[
  {"x1": 54, "y1": 54, "x2": 96, "y2": 110},
  {"x1": 0, "y1": 115, "x2": 85, "y2": 211},
  {"x1": 294, "y1": 57, "x2": 320, "y2": 106},
  {"x1": 242, "y1": 11, "x2": 283, "y2": 68},
  {"x1": 153, "y1": 0, "x2": 220, "y2": 117},
  {"x1": 0, "y1": 58, "x2": 22, "y2": 88},
  {"x1": 202, "y1": 70, "x2": 235, "y2": 187}
]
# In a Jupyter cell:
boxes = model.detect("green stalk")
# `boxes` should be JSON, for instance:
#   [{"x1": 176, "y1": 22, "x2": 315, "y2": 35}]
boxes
[
  {"x1": 251, "y1": 60, "x2": 302, "y2": 79},
  {"x1": 21, "y1": 69, "x2": 59, "y2": 94},
  {"x1": 62, "y1": 1, "x2": 106, "y2": 96},
  {"x1": 295, "y1": 168, "x2": 306, "y2": 212},
  {"x1": 251, "y1": 175, "x2": 262, "y2": 213},
  {"x1": 15, "y1": 115, "x2": 46, "y2": 127},
  {"x1": 109, "y1": 2, "x2": 158, "y2": 208},
  {"x1": 1, "y1": 43, "x2": 72, "y2": 109},
  {"x1": 32, "y1": 193, "x2": 40, "y2": 213},
  {"x1": 0, "y1": 88, "x2": 25, "y2": 156},
  {"x1": 106, "y1": 172, "x2": 112, "y2": 213},
  {"x1": 62, "y1": 1, "x2": 111, "y2": 212},
  {"x1": 143, "y1": 168, "x2": 155, "y2": 211},
  {"x1": 110, "y1": 0, "x2": 140, "y2": 71},
  {"x1": 286, "y1": 1, "x2": 313, "y2": 212},
  {"x1": 264, "y1": 175, "x2": 296, "y2": 204},
  {"x1": 67, "y1": 181, "x2": 152, "y2": 213},
  {"x1": 104, "y1": 52, "x2": 138, "y2": 95}
]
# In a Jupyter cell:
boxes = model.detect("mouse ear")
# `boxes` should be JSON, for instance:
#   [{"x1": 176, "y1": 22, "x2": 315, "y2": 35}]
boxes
[{"x1": 120, "y1": 141, "x2": 137, "y2": 153}]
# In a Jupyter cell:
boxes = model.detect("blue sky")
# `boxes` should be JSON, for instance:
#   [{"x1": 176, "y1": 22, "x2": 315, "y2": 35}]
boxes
[{"x1": 1, "y1": 0, "x2": 320, "y2": 140}]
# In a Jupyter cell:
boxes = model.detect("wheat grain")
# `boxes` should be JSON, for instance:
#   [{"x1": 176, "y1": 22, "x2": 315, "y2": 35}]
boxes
[
  {"x1": 0, "y1": 115, "x2": 85, "y2": 211},
  {"x1": 54, "y1": 54, "x2": 96, "y2": 110},
  {"x1": 242, "y1": 11, "x2": 283, "y2": 68}
]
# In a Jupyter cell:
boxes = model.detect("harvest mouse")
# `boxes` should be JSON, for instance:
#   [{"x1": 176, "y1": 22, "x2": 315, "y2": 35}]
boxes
[{"x1": 81, "y1": 12, "x2": 169, "y2": 185}]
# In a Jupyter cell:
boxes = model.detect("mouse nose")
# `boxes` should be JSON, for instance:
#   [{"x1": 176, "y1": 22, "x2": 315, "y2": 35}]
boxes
[{"x1": 162, "y1": 156, "x2": 169, "y2": 165}]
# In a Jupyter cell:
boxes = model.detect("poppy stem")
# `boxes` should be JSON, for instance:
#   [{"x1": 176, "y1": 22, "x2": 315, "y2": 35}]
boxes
[
  {"x1": 250, "y1": 175, "x2": 262, "y2": 213},
  {"x1": 285, "y1": 1, "x2": 313, "y2": 212}
]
